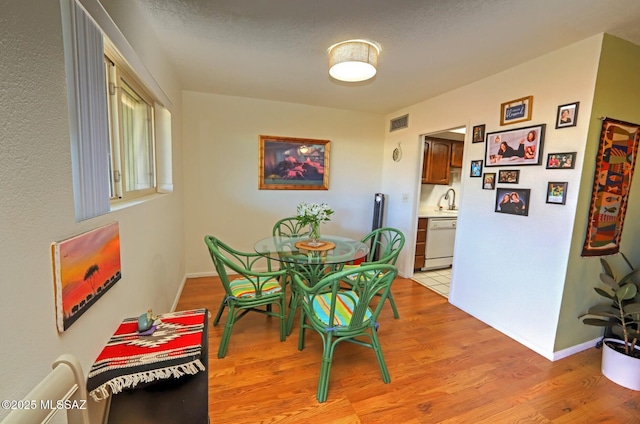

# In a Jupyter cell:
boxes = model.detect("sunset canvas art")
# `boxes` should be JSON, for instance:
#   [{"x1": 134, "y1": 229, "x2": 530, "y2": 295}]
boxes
[{"x1": 52, "y1": 222, "x2": 122, "y2": 332}]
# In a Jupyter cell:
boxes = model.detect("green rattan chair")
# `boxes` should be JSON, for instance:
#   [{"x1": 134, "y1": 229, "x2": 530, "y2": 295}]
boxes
[
  {"x1": 293, "y1": 263, "x2": 398, "y2": 402},
  {"x1": 272, "y1": 216, "x2": 311, "y2": 237},
  {"x1": 272, "y1": 217, "x2": 311, "y2": 314},
  {"x1": 204, "y1": 235, "x2": 288, "y2": 358},
  {"x1": 342, "y1": 227, "x2": 405, "y2": 319}
]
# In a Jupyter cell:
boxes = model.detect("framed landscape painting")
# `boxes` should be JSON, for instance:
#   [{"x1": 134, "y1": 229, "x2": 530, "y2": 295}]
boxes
[
  {"x1": 52, "y1": 222, "x2": 122, "y2": 332},
  {"x1": 259, "y1": 135, "x2": 330, "y2": 190}
]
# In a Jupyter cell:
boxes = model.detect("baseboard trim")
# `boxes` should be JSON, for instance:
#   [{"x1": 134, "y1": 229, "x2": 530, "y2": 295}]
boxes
[
  {"x1": 185, "y1": 271, "x2": 217, "y2": 279},
  {"x1": 552, "y1": 338, "x2": 601, "y2": 361},
  {"x1": 171, "y1": 274, "x2": 188, "y2": 312}
]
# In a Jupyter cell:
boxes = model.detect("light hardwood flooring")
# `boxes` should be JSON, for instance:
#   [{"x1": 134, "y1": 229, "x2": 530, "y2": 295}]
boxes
[{"x1": 176, "y1": 276, "x2": 639, "y2": 423}]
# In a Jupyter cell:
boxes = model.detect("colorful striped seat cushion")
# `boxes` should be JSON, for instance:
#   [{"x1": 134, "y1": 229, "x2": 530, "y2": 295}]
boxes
[
  {"x1": 312, "y1": 291, "x2": 371, "y2": 327},
  {"x1": 229, "y1": 277, "x2": 282, "y2": 298}
]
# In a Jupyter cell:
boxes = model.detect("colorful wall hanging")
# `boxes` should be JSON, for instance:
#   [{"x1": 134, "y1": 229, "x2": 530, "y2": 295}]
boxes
[
  {"x1": 52, "y1": 222, "x2": 122, "y2": 332},
  {"x1": 582, "y1": 118, "x2": 640, "y2": 256}
]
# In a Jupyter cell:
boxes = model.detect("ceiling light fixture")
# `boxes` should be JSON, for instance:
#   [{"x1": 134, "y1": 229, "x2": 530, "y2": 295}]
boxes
[{"x1": 327, "y1": 39, "x2": 380, "y2": 82}]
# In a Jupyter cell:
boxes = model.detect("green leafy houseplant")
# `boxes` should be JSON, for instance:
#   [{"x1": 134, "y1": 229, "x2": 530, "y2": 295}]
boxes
[{"x1": 580, "y1": 253, "x2": 640, "y2": 358}]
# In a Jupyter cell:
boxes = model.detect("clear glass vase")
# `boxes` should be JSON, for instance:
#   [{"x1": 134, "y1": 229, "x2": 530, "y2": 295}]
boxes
[{"x1": 308, "y1": 221, "x2": 321, "y2": 246}]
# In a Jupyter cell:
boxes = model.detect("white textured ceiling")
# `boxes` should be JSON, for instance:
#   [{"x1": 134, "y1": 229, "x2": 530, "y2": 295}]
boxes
[{"x1": 132, "y1": 0, "x2": 640, "y2": 114}]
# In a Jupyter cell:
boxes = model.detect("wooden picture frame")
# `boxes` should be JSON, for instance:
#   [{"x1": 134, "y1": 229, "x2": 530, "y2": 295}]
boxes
[
  {"x1": 555, "y1": 102, "x2": 579, "y2": 129},
  {"x1": 258, "y1": 135, "x2": 330, "y2": 190},
  {"x1": 472, "y1": 124, "x2": 485, "y2": 143},
  {"x1": 485, "y1": 124, "x2": 545, "y2": 167},
  {"x1": 495, "y1": 188, "x2": 530, "y2": 216},
  {"x1": 546, "y1": 182, "x2": 568, "y2": 205},
  {"x1": 482, "y1": 173, "x2": 496, "y2": 190},
  {"x1": 500, "y1": 95, "x2": 533, "y2": 126},
  {"x1": 498, "y1": 169, "x2": 520, "y2": 184},
  {"x1": 546, "y1": 152, "x2": 576, "y2": 169},
  {"x1": 470, "y1": 160, "x2": 483, "y2": 177}
]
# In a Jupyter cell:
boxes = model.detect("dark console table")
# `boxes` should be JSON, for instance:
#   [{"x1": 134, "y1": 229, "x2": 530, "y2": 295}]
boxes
[{"x1": 100, "y1": 310, "x2": 209, "y2": 423}]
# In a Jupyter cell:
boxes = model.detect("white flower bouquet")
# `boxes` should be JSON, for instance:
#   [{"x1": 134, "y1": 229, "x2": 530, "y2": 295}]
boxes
[
  {"x1": 296, "y1": 202, "x2": 334, "y2": 243},
  {"x1": 296, "y1": 202, "x2": 334, "y2": 226}
]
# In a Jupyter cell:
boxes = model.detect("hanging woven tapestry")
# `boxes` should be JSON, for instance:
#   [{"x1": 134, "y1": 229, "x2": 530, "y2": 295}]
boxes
[{"x1": 582, "y1": 118, "x2": 640, "y2": 256}]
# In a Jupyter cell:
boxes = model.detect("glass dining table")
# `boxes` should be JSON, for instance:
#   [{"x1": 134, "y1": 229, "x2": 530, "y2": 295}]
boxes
[
  {"x1": 254, "y1": 234, "x2": 370, "y2": 335},
  {"x1": 254, "y1": 234, "x2": 369, "y2": 280}
]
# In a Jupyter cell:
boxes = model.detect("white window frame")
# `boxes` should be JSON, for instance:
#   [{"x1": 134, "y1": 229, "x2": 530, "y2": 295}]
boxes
[{"x1": 104, "y1": 45, "x2": 158, "y2": 202}]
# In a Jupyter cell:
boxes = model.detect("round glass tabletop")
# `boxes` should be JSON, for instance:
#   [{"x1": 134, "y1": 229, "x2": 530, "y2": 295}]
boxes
[{"x1": 254, "y1": 234, "x2": 369, "y2": 265}]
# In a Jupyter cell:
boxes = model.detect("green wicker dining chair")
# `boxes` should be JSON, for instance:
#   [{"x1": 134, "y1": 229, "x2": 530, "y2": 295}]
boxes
[
  {"x1": 204, "y1": 235, "x2": 288, "y2": 358},
  {"x1": 272, "y1": 216, "x2": 311, "y2": 313},
  {"x1": 292, "y1": 263, "x2": 398, "y2": 402},
  {"x1": 272, "y1": 216, "x2": 311, "y2": 237},
  {"x1": 342, "y1": 227, "x2": 405, "y2": 319}
]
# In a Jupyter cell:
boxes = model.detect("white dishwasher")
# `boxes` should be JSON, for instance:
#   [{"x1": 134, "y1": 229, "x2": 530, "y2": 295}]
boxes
[{"x1": 423, "y1": 217, "x2": 457, "y2": 270}]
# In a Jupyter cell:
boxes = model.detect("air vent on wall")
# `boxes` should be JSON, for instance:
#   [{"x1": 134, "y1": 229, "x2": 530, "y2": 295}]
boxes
[{"x1": 389, "y1": 114, "x2": 408, "y2": 132}]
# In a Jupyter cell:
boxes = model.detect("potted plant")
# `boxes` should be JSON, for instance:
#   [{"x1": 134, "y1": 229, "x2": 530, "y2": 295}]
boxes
[{"x1": 580, "y1": 253, "x2": 640, "y2": 391}]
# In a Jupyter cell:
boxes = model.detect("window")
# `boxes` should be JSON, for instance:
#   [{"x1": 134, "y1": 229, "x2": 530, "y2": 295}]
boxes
[
  {"x1": 105, "y1": 47, "x2": 157, "y2": 201},
  {"x1": 62, "y1": 0, "x2": 171, "y2": 220}
]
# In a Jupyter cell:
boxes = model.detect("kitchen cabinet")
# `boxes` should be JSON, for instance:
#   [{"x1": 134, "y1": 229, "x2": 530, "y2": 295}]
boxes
[
  {"x1": 422, "y1": 138, "x2": 451, "y2": 185},
  {"x1": 451, "y1": 142, "x2": 464, "y2": 168},
  {"x1": 414, "y1": 218, "x2": 427, "y2": 270}
]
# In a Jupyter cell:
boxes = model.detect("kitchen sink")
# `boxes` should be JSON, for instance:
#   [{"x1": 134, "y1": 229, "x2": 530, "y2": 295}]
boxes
[{"x1": 435, "y1": 209, "x2": 458, "y2": 214}]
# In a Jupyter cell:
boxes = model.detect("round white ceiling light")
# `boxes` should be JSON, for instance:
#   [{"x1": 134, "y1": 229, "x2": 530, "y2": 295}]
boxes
[{"x1": 328, "y1": 39, "x2": 380, "y2": 82}]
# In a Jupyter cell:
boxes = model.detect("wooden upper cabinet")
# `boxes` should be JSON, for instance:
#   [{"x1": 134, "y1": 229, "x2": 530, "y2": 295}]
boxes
[
  {"x1": 451, "y1": 142, "x2": 464, "y2": 168},
  {"x1": 422, "y1": 138, "x2": 451, "y2": 185}
]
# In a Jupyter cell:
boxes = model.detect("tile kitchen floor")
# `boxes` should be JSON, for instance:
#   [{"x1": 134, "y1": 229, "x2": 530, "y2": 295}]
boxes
[{"x1": 412, "y1": 268, "x2": 451, "y2": 298}]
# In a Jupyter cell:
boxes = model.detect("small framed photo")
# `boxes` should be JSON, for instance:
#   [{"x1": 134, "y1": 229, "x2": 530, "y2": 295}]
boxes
[
  {"x1": 498, "y1": 169, "x2": 519, "y2": 184},
  {"x1": 555, "y1": 102, "x2": 579, "y2": 128},
  {"x1": 547, "y1": 182, "x2": 568, "y2": 205},
  {"x1": 495, "y1": 188, "x2": 530, "y2": 216},
  {"x1": 472, "y1": 124, "x2": 485, "y2": 143},
  {"x1": 470, "y1": 160, "x2": 483, "y2": 177},
  {"x1": 546, "y1": 152, "x2": 576, "y2": 169},
  {"x1": 482, "y1": 173, "x2": 496, "y2": 190},
  {"x1": 500, "y1": 95, "x2": 533, "y2": 126}
]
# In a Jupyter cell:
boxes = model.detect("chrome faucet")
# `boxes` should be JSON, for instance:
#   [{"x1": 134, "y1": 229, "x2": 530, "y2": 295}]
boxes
[{"x1": 444, "y1": 188, "x2": 456, "y2": 210}]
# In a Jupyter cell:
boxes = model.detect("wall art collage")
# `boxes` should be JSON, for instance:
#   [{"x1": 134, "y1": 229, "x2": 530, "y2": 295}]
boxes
[
  {"x1": 471, "y1": 96, "x2": 579, "y2": 217},
  {"x1": 472, "y1": 97, "x2": 640, "y2": 256}
]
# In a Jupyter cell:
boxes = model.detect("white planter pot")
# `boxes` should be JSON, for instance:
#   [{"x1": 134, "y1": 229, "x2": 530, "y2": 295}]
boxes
[{"x1": 601, "y1": 338, "x2": 640, "y2": 391}]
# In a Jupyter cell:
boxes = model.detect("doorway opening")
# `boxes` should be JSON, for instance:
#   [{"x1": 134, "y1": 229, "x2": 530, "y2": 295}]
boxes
[{"x1": 411, "y1": 125, "x2": 466, "y2": 297}]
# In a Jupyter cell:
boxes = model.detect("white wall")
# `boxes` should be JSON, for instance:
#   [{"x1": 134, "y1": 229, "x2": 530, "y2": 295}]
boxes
[
  {"x1": 182, "y1": 92, "x2": 386, "y2": 276},
  {"x1": 0, "y1": 0, "x2": 184, "y2": 420},
  {"x1": 419, "y1": 168, "x2": 463, "y2": 210},
  {"x1": 382, "y1": 36, "x2": 603, "y2": 359}
]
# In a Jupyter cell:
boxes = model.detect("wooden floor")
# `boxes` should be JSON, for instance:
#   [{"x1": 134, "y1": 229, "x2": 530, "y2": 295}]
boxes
[{"x1": 176, "y1": 276, "x2": 639, "y2": 423}]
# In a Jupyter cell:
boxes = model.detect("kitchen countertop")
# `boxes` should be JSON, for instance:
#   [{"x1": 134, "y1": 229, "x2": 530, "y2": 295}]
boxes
[{"x1": 418, "y1": 208, "x2": 458, "y2": 218}]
